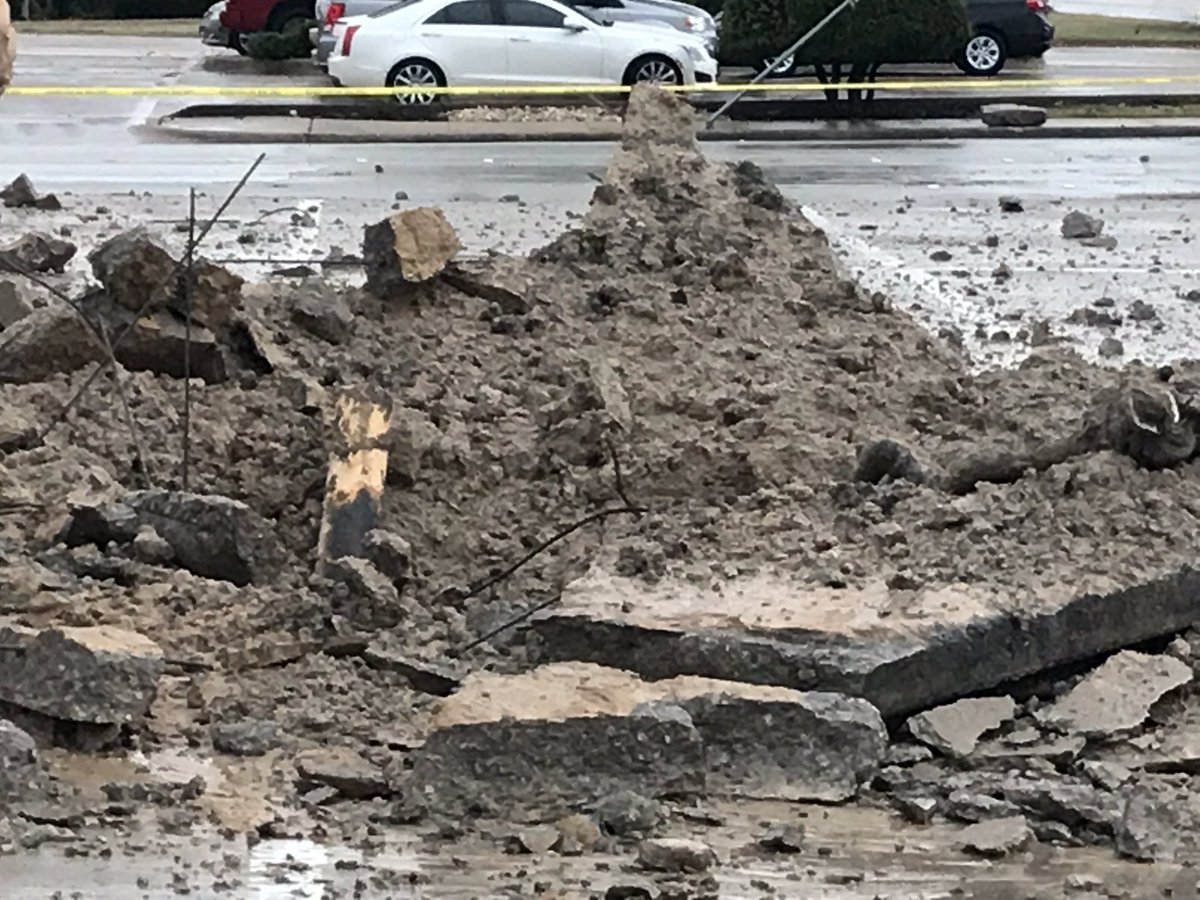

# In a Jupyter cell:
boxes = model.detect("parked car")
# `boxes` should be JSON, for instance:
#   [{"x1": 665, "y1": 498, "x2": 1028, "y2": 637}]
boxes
[
  {"x1": 959, "y1": 0, "x2": 1054, "y2": 76},
  {"x1": 206, "y1": 0, "x2": 315, "y2": 53},
  {"x1": 313, "y1": 0, "x2": 716, "y2": 66},
  {"x1": 327, "y1": 0, "x2": 717, "y2": 104},
  {"x1": 726, "y1": 0, "x2": 1053, "y2": 77}
]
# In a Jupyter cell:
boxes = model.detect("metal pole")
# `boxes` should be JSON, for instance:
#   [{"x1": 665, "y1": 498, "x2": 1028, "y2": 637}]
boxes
[
  {"x1": 705, "y1": 0, "x2": 860, "y2": 128},
  {"x1": 183, "y1": 188, "x2": 195, "y2": 492}
]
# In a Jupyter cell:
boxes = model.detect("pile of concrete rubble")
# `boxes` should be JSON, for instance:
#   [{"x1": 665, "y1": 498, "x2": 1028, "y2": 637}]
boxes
[{"x1": 4, "y1": 86, "x2": 1200, "y2": 890}]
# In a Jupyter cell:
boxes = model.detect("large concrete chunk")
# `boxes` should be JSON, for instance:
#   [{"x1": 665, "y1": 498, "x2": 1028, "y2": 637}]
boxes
[
  {"x1": 0, "y1": 278, "x2": 33, "y2": 329},
  {"x1": 405, "y1": 662, "x2": 885, "y2": 816},
  {"x1": 0, "y1": 719, "x2": 46, "y2": 807},
  {"x1": 362, "y1": 207, "x2": 461, "y2": 301},
  {"x1": 1035, "y1": 651, "x2": 1191, "y2": 737},
  {"x1": 907, "y1": 696, "x2": 1016, "y2": 758},
  {"x1": 532, "y1": 568, "x2": 1200, "y2": 718},
  {"x1": 0, "y1": 625, "x2": 163, "y2": 726}
]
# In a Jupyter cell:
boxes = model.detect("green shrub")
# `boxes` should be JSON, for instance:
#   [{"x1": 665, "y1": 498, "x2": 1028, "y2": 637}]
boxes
[
  {"x1": 245, "y1": 16, "x2": 314, "y2": 59},
  {"x1": 720, "y1": 0, "x2": 971, "y2": 69}
]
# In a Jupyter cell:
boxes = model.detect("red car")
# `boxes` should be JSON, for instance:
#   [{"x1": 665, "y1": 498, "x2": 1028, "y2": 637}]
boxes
[{"x1": 220, "y1": 0, "x2": 314, "y2": 39}]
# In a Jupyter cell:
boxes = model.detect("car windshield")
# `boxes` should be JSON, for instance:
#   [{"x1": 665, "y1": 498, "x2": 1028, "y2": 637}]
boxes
[{"x1": 369, "y1": 0, "x2": 425, "y2": 17}]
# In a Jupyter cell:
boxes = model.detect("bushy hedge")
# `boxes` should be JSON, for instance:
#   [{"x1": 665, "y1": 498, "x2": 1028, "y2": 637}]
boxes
[
  {"x1": 20, "y1": 0, "x2": 213, "y2": 19},
  {"x1": 720, "y1": 0, "x2": 971, "y2": 69},
  {"x1": 245, "y1": 15, "x2": 313, "y2": 58}
]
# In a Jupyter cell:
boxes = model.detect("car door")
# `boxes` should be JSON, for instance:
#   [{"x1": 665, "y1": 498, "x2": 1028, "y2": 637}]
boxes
[
  {"x1": 413, "y1": 0, "x2": 509, "y2": 85},
  {"x1": 498, "y1": 0, "x2": 606, "y2": 84}
]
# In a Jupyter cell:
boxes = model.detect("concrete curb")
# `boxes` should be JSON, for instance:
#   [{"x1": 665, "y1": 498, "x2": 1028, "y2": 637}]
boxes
[{"x1": 142, "y1": 116, "x2": 1200, "y2": 144}]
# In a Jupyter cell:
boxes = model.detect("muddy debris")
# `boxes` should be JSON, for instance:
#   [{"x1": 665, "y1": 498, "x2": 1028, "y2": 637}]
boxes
[{"x1": 6, "y1": 84, "x2": 1200, "y2": 883}]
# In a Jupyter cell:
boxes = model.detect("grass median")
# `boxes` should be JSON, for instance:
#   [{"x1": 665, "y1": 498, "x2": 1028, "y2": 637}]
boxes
[
  {"x1": 1050, "y1": 12, "x2": 1200, "y2": 47},
  {"x1": 19, "y1": 18, "x2": 197, "y2": 37}
]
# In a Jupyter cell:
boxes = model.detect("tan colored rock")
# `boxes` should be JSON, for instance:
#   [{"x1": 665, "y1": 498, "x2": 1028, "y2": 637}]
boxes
[{"x1": 362, "y1": 207, "x2": 461, "y2": 300}]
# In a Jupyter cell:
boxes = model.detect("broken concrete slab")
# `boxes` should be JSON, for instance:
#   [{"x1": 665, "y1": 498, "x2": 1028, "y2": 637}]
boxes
[
  {"x1": 294, "y1": 747, "x2": 389, "y2": 799},
  {"x1": 61, "y1": 491, "x2": 285, "y2": 586},
  {"x1": 362, "y1": 207, "x2": 462, "y2": 301},
  {"x1": 0, "y1": 625, "x2": 163, "y2": 727},
  {"x1": 1062, "y1": 211, "x2": 1104, "y2": 240},
  {"x1": 980, "y1": 104, "x2": 1047, "y2": 128},
  {"x1": 906, "y1": 696, "x2": 1016, "y2": 758},
  {"x1": 956, "y1": 816, "x2": 1033, "y2": 857},
  {"x1": 211, "y1": 718, "x2": 280, "y2": 756},
  {"x1": 0, "y1": 232, "x2": 77, "y2": 274},
  {"x1": 1035, "y1": 651, "x2": 1191, "y2": 737},
  {"x1": 362, "y1": 529, "x2": 412, "y2": 588},
  {"x1": 404, "y1": 662, "x2": 885, "y2": 816},
  {"x1": 1116, "y1": 775, "x2": 1200, "y2": 862},
  {"x1": 531, "y1": 567, "x2": 1200, "y2": 718},
  {"x1": 118, "y1": 310, "x2": 229, "y2": 383},
  {"x1": 325, "y1": 557, "x2": 405, "y2": 630}
]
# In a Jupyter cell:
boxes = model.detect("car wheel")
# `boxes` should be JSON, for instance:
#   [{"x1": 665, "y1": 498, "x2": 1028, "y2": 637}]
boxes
[
  {"x1": 625, "y1": 55, "x2": 683, "y2": 86},
  {"x1": 266, "y1": 0, "x2": 311, "y2": 32},
  {"x1": 387, "y1": 59, "x2": 445, "y2": 106},
  {"x1": 758, "y1": 53, "x2": 795, "y2": 77},
  {"x1": 958, "y1": 30, "x2": 1007, "y2": 77}
]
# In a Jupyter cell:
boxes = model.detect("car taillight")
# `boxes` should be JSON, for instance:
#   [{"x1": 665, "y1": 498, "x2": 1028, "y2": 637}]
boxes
[
  {"x1": 324, "y1": 2, "x2": 345, "y2": 26},
  {"x1": 1025, "y1": 0, "x2": 1047, "y2": 9},
  {"x1": 342, "y1": 24, "x2": 360, "y2": 55}
]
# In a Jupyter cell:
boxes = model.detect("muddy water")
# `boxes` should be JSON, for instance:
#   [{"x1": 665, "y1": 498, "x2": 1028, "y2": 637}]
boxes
[{"x1": 2, "y1": 799, "x2": 1196, "y2": 898}]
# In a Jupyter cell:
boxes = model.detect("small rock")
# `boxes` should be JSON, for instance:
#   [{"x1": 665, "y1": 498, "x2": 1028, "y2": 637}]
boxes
[
  {"x1": 1064, "y1": 873, "x2": 1104, "y2": 892},
  {"x1": 895, "y1": 796, "x2": 938, "y2": 825},
  {"x1": 984, "y1": 234, "x2": 1000, "y2": 248},
  {"x1": 992, "y1": 262, "x2": 1012, "y2": 282},
  {"x1": 289, "y1": 281, "x2": 354, "y2": 344},
  {"x1": 130, "y1": 526, "x2": 175, "y2": 565},
  {"x1": 906, "y1": 696, "x2": 1016, "y2": 758},
  {"x1": 1128, "y1": 299, "x2": 1158, "y2": 322},
  {"x1": 999, "y1": 196, "x2": 1024, "y2": 213},
  {"x1": 637, "y1": 838, "x2": 717, "y2": 873},
  {"x1": 500, "y1": 194, "x2": 521, "y2": 203},
  {"x1": 1082, "y1": 235, "x2": 1118, "y2": 250},
  {"x1": 362, "y1": 529, "x2": 412, "y2": 587},
  {"x1": 1, "y1": 174, "x2": 61, "y2": 211},
  {"x1": 556, "y1": 813, "x2": 601, "y2": 855},
  {"x1": 757, "y1": 824, "x2": 805, "y2": 853},
  {"x1": 596, "y1": 790, "x2": 661, "y2": 837},
  {"x1": 981, "y1": 103, "x2": 1047, "y2": 128},
  {"x1": 0, "y1": 231, "x2": 77, "y2": 274},
  {"x1": 1062, "y1": 211, "x2": 1104, "y2": 240},
  {"x1": 211, "y1": 718, "x2": 280, "y2": 757},
  {"x1": 956, "y1": 816, "x2": 1032, "y2": 857},
  {"x1": 513, "y1": 825, "x2": 558, "y2": 854},
  {"x1": 929, "y1": 249, "x2": 952, "y2": 262},
  {"x1": 325, "y1": 557, "x2": 405, "y2": 630},
  {"x1": 360, "y1": 644, "x2": 460, "y2": 697},
  {"x1": 1099, "y1": 337, "x2": 1124, "y2": 359}
]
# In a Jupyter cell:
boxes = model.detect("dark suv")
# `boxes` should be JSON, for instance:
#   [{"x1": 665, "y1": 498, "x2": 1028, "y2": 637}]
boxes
[{"x1": 960, "y1": 0, "x2": 1055, "y2": 76}]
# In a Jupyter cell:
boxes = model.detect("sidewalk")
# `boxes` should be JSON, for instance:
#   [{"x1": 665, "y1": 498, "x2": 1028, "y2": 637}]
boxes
[{"x1": 142, "y1": 115, "x2": 1200, "y2": 143}]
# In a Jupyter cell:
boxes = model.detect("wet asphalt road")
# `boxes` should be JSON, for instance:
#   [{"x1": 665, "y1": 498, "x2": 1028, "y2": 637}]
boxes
[{"x1": 4, "y1": 35, "x2": 1200, "y2": 145}]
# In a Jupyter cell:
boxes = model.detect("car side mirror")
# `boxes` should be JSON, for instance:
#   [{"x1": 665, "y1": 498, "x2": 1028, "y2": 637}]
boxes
[{"x1": 563, "y1": 22, "x2": 588, "y2": 32}]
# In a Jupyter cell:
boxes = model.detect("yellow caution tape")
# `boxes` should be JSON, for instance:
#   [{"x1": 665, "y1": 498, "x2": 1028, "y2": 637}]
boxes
[{"x1": 7, "y1": 72, "x2": 1200, "y2": 97}]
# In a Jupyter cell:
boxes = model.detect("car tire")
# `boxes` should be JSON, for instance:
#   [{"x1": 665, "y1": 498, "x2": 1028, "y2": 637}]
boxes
[
  {"x1": 757, "y1": 53, "x2": 795, "y2": 77},
  {"x1": 387, "y1": 58, "x2": 446, "y2": 106},
  {"x1": 957, "y1": 29, "x2": 1007, "y2": 77},
  {"x1": 623, "y1": 54, "x2": 683, "y2": 86}
]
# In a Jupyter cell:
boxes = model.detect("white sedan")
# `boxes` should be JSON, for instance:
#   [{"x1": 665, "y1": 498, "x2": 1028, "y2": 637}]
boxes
[{"x1": 327, "y1": 0, "x2": 718, "y2": 104}]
